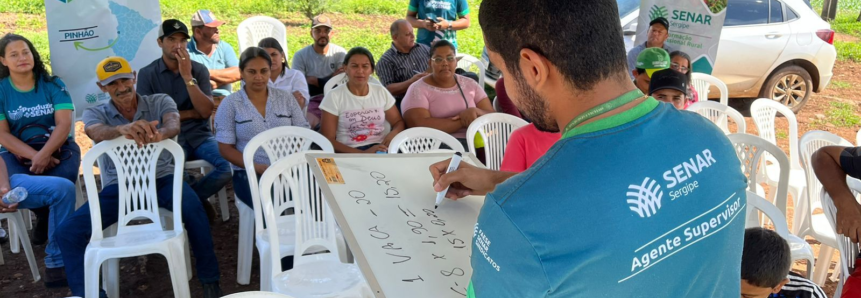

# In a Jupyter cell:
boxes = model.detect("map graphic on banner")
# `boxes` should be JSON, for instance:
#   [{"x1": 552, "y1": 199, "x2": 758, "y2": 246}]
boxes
[
  {"x1": 45, "y1": 0, "x2": 161, "y2": 119},
  {"x1": 635, "y1": 0, "x2": 728, "y2": 74}
]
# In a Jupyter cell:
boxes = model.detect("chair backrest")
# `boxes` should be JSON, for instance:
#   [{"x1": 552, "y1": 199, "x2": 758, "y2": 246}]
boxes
[
  {"x1": 237, "y1": 16, "x2": 287, "y2": 54},
  {"x1": 243, "y1": 127, "x2": 334, "y2": 232},
  {"x1": 745, "y1": 191, "x2": 792, "y2": 238},
  {"x1": 456, "y1": 53, "x2": 486, "y2": 87},
  {"x1": 258, "y1": 152, "x2": 339, "y2": 271},
  {"x1": 323, "y1": 73, "x2": 382, "y2": 96},
  {"x1": 81, "y1": 138, "x2": 185, "y2": 241},
  {"x1": 856, "y1": 127, "x2": 861, "y2": 146},
  {"x1": 728, "y1": 133, "x2": 790, "y2": 214},
  {"x1": 691, "y1": 73, "x2": 728, "y2": 105},
  {"x1": 466, "y1": 113, "x2": 528, "y2": 170},
  {"x1": 750, "y1": 98, "x2": 801, "y2": 170},
  {"x1": 387, "y1": 127, "x2": 465, "y2": 154},
  {"x1": 822, "y1": 178, "x2": 861, "y2": 290},
  {"x1": 799, "y1": 130, "x2": 853, "y2": 221},
  {"x1": 492, "y1": 96, "x2": 501, "y2": 113},
  {"x1": 686, "y1": 101, "x2": 746, "y2": 134}
]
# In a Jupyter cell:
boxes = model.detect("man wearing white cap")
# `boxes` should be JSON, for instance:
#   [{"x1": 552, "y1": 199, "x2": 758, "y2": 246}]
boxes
[{"x1": 189, "y1": 9, "x2": 240, "y2": 98}]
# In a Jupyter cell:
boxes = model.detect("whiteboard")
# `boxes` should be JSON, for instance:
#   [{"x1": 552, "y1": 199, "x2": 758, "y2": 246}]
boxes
[{"x1": 307, "y1": 152, "x2": 485, "y2": 298}]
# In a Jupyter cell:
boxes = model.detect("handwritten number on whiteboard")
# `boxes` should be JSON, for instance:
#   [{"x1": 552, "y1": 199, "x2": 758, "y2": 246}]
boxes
[
  {"x1": 349, "y1": 191, "x2": 370, "y2": 205},
  {"x1": 369, "y1": 226, "x2": 390, "y2": 239},
  {"x1": 370, "y1": 171, "x2": 386, "y2": 179},
  {"x1": 431, "y1": 219, "x2": 446, "y2": 226},
  {"x1": 386, "y1": 253, "x2": 412, "y2": 264},
  {"x1": 382, "y1": 243, "x2": 402, "y2": 250},
  {"x1": 441, "y1": 267, "x2": 465, "y2": 277},
  {"x1": 448, "y1": 238, "x2": 465, "y2": 245},
  {"x1": 408, "y1": 221, "x2": 427, "y2": 234},
  {"x1": 385, "y1": 187, "x2": 400, "y2": 196},
  {"x1": 450, "y1": 282, "x2": 467, "y2": 296}
]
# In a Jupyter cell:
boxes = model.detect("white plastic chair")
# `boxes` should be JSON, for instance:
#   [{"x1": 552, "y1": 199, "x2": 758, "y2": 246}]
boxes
[
  {"x1": 81, "y1": 138, "x2": 190, "y2": 298},
  {"x1": 799, "y1": 130, "x2": 853, "y2": 285},
  {"x1": 750, "y1": 98, "x2": 807, "y2": 230},
  {"x1": 237, "y1": 16, "x2": 288, "y2": 54},
  {"x1": 0, "y1": 210, "x2": 40, "y2": 281},
  {"x1": 466, "y1": 113, "x2": 528, "y2": 170},
  {"x1": 323, "y1": 73, "x2": 383, "y2": 97},
  {"x1": 237, "y1": 127, "x2": 336, "y2": 289},
  {"x1": 822, "y1": 178, "x2": 861, "y2": 297},
  {"x1": 456, "y1": 53, "x2": 486, "y2": 88},
  {"x1": 388, "y1": 127, "x2": 465, "y2": 154},
  {"x1": 686, "y1": 101, "x2": 746, "y2": 134},
  {"x1": 691, "y1": 73, "x2": 728, "y2": 105},
  {"x1": 259, "y1": 154, "x2": 372, "y2": 298},
  {"x1": 856, "y1": 127, "x2": 861, "y2": 146},
  {"x1": 184, "y1": 159, "x2": 231, "y2": 222},
  {"x1": 729, "y1": 133, "x2": 814, "y2": 274},
  {"x1": 745, "y1": 190, "x2": 816, "y2": 275}
]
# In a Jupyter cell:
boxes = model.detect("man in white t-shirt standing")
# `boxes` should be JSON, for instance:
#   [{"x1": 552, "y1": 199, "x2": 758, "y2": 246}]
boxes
[{"x1": 291, "y1": 15, "x2": 348, "y2": 97}]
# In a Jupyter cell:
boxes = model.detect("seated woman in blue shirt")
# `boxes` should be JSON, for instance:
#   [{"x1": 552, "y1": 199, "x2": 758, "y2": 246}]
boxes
[
  {"x1": 214, "y1": 47, "x2": 310, "y2": 210},
  {"x1": 0, "y1": 33, "x2": 80, "y2": 287}
]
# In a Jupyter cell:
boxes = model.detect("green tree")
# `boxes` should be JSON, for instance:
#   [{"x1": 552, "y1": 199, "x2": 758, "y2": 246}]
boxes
[{"x1": 290, "y1": 0, "x2": 332, "y2": 21}]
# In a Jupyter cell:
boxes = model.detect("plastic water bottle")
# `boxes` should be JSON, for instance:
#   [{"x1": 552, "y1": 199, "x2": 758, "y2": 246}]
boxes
[{"x1": 1, "y1": 187, "x2": 28, "y2": 205}]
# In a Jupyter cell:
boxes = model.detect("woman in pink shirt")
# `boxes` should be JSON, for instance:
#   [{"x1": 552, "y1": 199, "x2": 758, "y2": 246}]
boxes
[{"x1": 401, "y1": 40, "x2": 494, "y2": 149}]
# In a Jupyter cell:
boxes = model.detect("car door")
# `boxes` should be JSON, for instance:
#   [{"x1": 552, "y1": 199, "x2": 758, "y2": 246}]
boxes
[{"x1": 713, "y1": 0, "x2": 791, "y2": 96}]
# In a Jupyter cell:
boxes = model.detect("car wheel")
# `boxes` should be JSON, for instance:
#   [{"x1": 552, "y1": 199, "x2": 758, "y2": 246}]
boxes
[{"x1": 759, "y1": 65, "x2": 813, "y2": 113}]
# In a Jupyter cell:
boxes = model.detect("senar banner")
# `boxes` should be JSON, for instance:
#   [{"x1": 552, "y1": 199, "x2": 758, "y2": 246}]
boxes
[
  {"x1": 635, "y1": 0, "x2": 728, "y2": 74},
  {"x1": 45, "y1": 0, "x2": 161, "y2": 119}
]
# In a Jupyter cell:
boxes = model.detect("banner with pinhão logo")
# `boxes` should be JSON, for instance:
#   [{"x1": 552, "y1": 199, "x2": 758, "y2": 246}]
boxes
[
  {"x1": 635, "y1": 0, "x2": 728, "y2": 74},
  {"x1": 45, "y1": 0, "x2": 161, "y2": 119}
]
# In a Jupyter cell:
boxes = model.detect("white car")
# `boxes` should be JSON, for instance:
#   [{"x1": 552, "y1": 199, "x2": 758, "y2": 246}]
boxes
[{"x1": 620, "y1": 0, "x2": 836, "y2": 112}]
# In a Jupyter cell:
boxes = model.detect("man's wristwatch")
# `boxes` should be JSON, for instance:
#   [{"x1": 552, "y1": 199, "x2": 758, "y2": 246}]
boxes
[{"x1": 186, "y1": 78, "x2": 197, "y2": 87}]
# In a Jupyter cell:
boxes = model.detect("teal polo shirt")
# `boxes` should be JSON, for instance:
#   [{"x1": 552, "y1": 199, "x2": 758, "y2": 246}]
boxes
[
  {"x1": 0, "y1": 76, "x2": 75, "y2": 152},
  {"x1": 467, "y1": 92, "x2": 748, "y2": 297},
  {"x1": 188, "y1": 38, "x2": 239, "y2": 97}
]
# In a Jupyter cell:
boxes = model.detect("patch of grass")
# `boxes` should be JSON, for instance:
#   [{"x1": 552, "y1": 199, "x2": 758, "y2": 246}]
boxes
[
  {"x1": 14, "y1": 13, "x2": 43, "y2": 31},
  {"x1": 830, "y1": 12, "x2": 861, "y2": 38},
  {"x1": 776, "y1": 131, "x2": 789, "y2": 139},
  {"x1": 333, "y1": 0, "x2": 409, "y2": 15},
  {"x1": 835, "y1": 40, "x2": 861, "y2": 62},
  {"x1": 0, "y1": 0, "x2": 44, "y2": 14},
  {"x1": 832, "y1": 80, "x2": 852, "y2": 89},
  {"x1": 826, "y1": 101, "x2": 861, "y2": 128}
]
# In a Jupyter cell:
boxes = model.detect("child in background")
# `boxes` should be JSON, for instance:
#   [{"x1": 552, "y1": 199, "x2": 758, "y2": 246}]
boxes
[
  {"x1": 741, "y1": 227, "x2": 826, "y2": 298},
  {"x1": 499, "y1": 124, "x2": 559, "y2": 173}
]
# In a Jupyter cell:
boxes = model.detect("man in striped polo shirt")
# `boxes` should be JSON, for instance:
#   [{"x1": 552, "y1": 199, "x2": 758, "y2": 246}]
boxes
[{"x1": 376, "y1": 19, "x2": 431, "y2": 110}]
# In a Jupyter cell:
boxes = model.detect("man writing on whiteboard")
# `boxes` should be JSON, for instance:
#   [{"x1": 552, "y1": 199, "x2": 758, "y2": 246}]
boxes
[{"x1": 430, "y1": 1, "x2": 747, "y2": 297}]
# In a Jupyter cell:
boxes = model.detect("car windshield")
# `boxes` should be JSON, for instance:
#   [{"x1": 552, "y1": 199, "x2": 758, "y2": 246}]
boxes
[{"x1": 617, "y1": 0, "x2": 640, "y2": 18}]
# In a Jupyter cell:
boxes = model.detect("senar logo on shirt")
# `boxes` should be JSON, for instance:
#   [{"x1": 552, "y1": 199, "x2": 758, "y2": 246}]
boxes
[
  {"x1": 6, "y1": 104, "x2": 55, "y2": 121},
  {"x1": 626, "y1": 149, "x2": 717, "y2": 218}
]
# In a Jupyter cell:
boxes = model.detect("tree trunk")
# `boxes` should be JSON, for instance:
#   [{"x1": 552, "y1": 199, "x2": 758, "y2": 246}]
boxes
[
  {"x1": 821, "y1": 0, "x2": 839, "y2": 21},
  {"x1": 857, "y1": 9, "x2": 861, "y2": 21}
]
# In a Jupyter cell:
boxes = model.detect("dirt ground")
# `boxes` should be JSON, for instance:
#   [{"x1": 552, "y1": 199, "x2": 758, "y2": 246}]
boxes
[{"x1": 2, "y1": 55, "x2": 861, "y2": 298}]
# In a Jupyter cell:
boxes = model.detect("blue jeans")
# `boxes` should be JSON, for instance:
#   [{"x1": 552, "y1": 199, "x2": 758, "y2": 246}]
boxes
[
  {"x1": 55, "y1": 175, "x2": 220, "y2": 297},
  {"x1": 182, "y1": 138, "x2": 232, "y2": 202},
  {"x1": 9, "y1": 174, "x2": 76, "y2": 268},
  {"x1": 233, "y1": 171, "x2": 253, "y2": 209},
  {"x1": 0, "y1": 142, "x2": 81, "y2": 183}
]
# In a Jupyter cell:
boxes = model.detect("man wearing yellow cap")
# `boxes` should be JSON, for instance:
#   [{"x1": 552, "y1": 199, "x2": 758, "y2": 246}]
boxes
[{"x1": 55, "y1": 56, "x2": 223, "y2": 298}]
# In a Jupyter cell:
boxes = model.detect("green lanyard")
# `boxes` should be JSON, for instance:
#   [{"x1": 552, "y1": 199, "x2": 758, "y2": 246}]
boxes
[{"x1": 561, "y1": 90, "x2": 647, "y2": 137}]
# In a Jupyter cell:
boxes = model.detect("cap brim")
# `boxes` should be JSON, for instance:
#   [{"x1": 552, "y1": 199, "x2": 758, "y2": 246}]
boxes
[
  {"x1": 204, "y1": 20, "x2": 225, "y2": 27},
  {"x1": 99, "y1": 73, "x2": 135, "y2": 85},
  {"x1": 165, "y1": 31, "x2": 190, "y2": 39},
  {"x1": 650, "y1": 86, "x2": 687, "y2": 96},
  {"x1": 645, "y1": 68, "x2": 662, "y2": 78},
  {"x1": 311, "y1": 24, "x2": 333, "y2": 29}
]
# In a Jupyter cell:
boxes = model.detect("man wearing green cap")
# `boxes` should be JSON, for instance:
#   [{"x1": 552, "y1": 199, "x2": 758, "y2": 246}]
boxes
[{"x1": 632, "y1": 47, "x2": 671, "y2": 95}]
